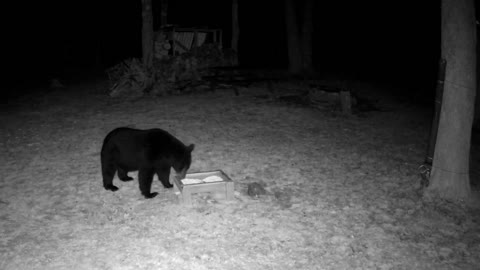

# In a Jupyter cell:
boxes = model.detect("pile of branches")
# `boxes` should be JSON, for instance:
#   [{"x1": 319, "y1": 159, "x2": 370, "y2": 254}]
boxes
[
  {"x1": 107, "y1": 44, "x2": 233, "y2": 98},
  {"x1": 107, "y1": 58, "x2": 153, "y2": 98},
  {"x1": 192, "y1": 44, "x2": 235, "y2": 68}
]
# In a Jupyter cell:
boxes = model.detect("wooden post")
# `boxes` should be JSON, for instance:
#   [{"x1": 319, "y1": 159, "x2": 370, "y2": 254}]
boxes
[
  {"x1": 426, "y1": 59, "x2": 446, "y2": 164},
  {"x1": 193, "y1": 29, "x2": 198, "y2": 48},
  {"x1": 219, "y1": 30, "x2": 223, "y2": 49},
  {"x1": 340, "y1": 90, "x2": 352, "y2": 114},
  {"x1": 172, "y1": 27, "x2": 176, "y2": 55}
]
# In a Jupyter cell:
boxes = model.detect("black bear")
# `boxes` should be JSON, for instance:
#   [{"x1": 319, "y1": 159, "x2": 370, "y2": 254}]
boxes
[{"x1": 101, "y1": 127, "x2": 194, "y2": 199}]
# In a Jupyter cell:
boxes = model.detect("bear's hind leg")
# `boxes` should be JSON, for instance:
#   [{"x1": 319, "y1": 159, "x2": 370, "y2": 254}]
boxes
[
  {"x1": 156, "y1": 166, "x2": 173, "y2": 188},
  {"x1": 139, "y1": 168, "x2": 158, "y2": 199},
  {"x1": 102, "y1": 161, "x2": 119, "y2": 192},
  {"x1": 117, "y1": 167, "x2": 134, "y2": 181}
]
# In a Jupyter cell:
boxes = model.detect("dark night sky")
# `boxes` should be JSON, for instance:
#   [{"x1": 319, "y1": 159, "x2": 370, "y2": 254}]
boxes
[{"x1": 6, "y1": 0, "x2": 447, "y2": 91}]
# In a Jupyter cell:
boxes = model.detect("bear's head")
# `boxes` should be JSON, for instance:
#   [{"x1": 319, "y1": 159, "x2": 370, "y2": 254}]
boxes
[{"x1": 173, "y1": 144, "x2": 195, "y2": 180}]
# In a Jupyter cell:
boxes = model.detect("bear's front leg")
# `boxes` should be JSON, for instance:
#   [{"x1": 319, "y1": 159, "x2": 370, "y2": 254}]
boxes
[
  {"x1": 156, "y1": 166, "x2": 173, "y2": 188},
  {"x1": 102, "y1": 161, "x2": 119, "y2": 191},
  {"x1": 139, "y1": 168, "x2": 158, "y2": 199}
]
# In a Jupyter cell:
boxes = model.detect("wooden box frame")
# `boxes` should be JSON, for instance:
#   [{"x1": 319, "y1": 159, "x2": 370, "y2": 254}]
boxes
[{"x1": 173, "y1": 170, "x2": 234, "y2": 205}]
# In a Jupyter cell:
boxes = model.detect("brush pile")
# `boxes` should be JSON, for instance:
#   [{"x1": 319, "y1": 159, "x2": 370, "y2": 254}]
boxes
[{"x1": 107, "y1": 44, "x2": 233, "y2": 98}]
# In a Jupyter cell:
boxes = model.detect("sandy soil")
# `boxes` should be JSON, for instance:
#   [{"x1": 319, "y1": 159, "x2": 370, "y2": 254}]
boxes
[{"x1": 1, "y1": 80, "x2": 479, "y2": 270}]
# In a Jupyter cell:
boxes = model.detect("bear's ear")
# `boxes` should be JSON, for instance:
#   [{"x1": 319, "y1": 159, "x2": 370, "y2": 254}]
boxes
[{"x1": 187, "y1": 144, "x2": 195, "y2": 153}]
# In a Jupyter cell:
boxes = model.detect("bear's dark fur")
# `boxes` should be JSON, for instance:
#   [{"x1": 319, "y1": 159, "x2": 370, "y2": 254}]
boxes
[{"x1": 101, "y1": 127, "x2": 194, "y2": 199}]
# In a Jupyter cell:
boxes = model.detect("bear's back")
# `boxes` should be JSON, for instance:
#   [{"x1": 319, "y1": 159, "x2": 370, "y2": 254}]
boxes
[{"x1": 102, "y1": 127, "x2": 186, "y2": 163}]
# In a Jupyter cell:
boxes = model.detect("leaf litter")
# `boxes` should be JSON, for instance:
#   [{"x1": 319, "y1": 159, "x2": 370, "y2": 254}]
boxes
[{"x1": 0, "y1": 80, "x2": 479, "y2": 270}]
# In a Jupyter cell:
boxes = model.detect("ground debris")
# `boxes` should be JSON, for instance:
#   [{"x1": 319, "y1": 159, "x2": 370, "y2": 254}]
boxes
[{"x1": 1, "y1": 80, "x2": 478, "y2": 269}]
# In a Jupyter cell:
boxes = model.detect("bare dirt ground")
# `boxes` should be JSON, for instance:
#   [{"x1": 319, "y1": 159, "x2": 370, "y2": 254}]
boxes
[{"x1": 1, "y1": 79, "x2": 479, "y2": 270}]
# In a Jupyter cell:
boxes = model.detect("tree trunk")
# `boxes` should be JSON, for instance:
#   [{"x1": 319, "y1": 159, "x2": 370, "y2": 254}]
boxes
[
  {"x1": 141, "y1": 0, "x2": 154, "y2": 70},
  {"x1": 284, "y1": 0, "x2": 302, "y2": 74},
  {"x1": 160, "y1": 0, "x2": 168, "y2": 27},
  {"x1": 427, "y1": 0, "x2": 476, "y2": 202},
  {"x1": 476, "y1": 64, "x2": 480, "y2": 128},
  {"x1": 231, "y1": 0, "x2": 240, "y2": 66},
  {"x1": 301, "y1": 0, "x2": 313, "y2": 74}
]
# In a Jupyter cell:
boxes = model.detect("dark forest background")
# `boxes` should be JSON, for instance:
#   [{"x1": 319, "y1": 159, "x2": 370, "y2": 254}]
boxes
[{"x1": 4, "y1": 1, "x2": 458, "y2": 95}]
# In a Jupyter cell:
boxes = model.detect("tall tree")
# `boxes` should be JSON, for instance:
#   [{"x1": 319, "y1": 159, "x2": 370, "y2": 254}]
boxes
[
  {"x1": 284, "y1": 0, "x2": 302, "y2": 74},
  {"x1": 141, "y1": 0, "x2": 154, "y2": 69},
  {"x1": 284, "y1": 0, "x2": 314, "y2": 75},
  {"x1": 301, "y1": 0, "x2": 313, "y2": 74},
  {"x1": 427, "y1": 0, "x2": 476, "y2": 201},
  {"x1": 160, "y1": 0, "x2": 168, "y2": 27},
  {"x1": 476, "y1": 68, "x2": 480, "y2": 127},
  {"x1": 231, "y1": 0, "x2": 240, "y2": 66}
]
